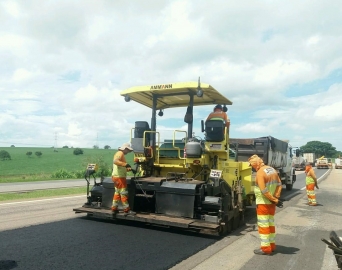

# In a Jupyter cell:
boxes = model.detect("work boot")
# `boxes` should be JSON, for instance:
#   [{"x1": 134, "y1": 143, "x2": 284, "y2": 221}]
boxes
[
  {"x1": 124, "y1": 210, "x2": 136, "y2": 216},
  {"x1": 254, "y1": 249, "x2": 271, "y2": 255},
  {"x1": 111, "y1": 207, "x2": 119, "y2": 215}
]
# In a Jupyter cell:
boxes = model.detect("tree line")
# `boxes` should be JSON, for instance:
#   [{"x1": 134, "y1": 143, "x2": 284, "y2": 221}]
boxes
[{"x1": 299, "y1": 141, "x2": 341, "y2": 158}]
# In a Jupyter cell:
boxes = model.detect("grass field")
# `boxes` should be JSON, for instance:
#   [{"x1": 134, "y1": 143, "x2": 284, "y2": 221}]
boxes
[{"x1": 0, "y1": 147, "x2": 134, "y2": 182}]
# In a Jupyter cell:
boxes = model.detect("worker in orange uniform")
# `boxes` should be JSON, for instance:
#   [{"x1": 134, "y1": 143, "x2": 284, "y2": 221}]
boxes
[
  {"x1": 305, "y1": 163, "x2": 319, "y2": 206},
  {"x1": 248, "y1": 154, "x2": 283, "y2": 255},
  {"x1": 111, "y1": 142, "x2": 136, "y2": 216},
  {"x1": 206, "y1": 104, "x2": 230, "y2": 129}
]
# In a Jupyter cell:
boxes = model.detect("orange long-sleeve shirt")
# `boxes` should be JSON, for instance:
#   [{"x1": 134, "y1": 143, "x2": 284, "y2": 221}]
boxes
[
  {"x1": 254, "y1": 165, "x2": 282, "y2": 205},
  {"x1": 206, "y1": 110, "x2": 230, "y2": 127}
]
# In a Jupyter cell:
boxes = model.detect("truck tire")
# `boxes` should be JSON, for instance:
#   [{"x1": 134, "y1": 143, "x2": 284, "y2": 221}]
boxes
[{"x1": 286, "y1": 183, "x2": 293, "y2": 191}]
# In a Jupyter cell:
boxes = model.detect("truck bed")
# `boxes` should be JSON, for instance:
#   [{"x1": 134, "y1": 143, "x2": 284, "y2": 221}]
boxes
[{"x1": 230, "y1": 136, "x2": 288, "y2": 167}]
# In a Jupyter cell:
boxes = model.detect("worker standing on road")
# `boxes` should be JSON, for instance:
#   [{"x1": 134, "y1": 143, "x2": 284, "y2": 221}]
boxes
[
  {"x1": 305, "y1": 163, "x2": 319, "y2": 206},
  {"x1": 248, "y1": 154, "x2": 283, "y2": 255},
  {"x1": 111, "y1": 142, "x2": 136, "y2": 216},
  {"x1": 206, "y1": 104, "x2": 230, "y2": 129}
]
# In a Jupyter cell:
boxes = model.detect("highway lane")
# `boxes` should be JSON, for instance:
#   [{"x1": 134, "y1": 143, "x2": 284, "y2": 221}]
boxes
[
  {"x1": 281, "y1": 168, "x2": 330, "y2": 201},
  {"x1": 0, "y1": 196, "x2": 219, "y2": 270},
  {"x1": 0, "y1": 168, "x2": 330, "y2": 270},
  {"x1": 172, "y1": 168, "x2": 341, "y2": 270}
]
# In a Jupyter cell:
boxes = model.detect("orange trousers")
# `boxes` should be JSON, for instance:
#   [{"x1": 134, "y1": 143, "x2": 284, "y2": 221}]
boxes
[
  {"x1": 306, "y1": 183, "x2": 317, "y2": 205},
  {"x1": 111, "y1": 177, "x2": 130, "y2": 212},
  {"x1": 256, "y1": 204, "x2": 276, "y2": 254}
]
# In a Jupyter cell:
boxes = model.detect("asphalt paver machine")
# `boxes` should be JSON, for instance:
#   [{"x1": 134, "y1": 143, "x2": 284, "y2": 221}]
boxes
[{"x1": 74, "y1": 80, "x2": 254, "y2": 235}]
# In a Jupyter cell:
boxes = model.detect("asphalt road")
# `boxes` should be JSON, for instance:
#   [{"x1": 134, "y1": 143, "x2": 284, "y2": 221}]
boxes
[
  {"x1": 0, "y1": 168, "x2": 332, "y2": 270},
  {"x1": 281, "y1": 168, "x2": 330, "y2": 201},
  {"x1": 0, "y1": 196, "x2": 220, "y2": 270},
  {"x1": 172, "y1": 167, "x2": 341, "y2": 270}
]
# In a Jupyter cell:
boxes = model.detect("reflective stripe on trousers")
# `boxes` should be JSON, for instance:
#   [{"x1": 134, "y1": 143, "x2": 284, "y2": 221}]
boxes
[
  {"x1": 111, "y1": 176, "x2": 130, "y2": 211},
  {"x1": 306, "y1": 183, "x2": 317, "y2": 205},
  {"x1": 256, "y1": 204, "x2": 276, "y2": 254}
]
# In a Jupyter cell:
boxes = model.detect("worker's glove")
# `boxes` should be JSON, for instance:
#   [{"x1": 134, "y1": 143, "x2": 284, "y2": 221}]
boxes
[
  {"x1": 315, "y1": 184, "x2": 319, "y2": 189},
  {"x1": 125, "y1": 163, "x2": 132, "y2": 168},
  {"x1": 275, "y1": 200, "x2": 284, "y2": 208}
]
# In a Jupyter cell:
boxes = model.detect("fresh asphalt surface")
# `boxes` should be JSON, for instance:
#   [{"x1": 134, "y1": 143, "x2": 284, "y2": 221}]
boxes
[{"x1": 0, "y1": 168, "x2": 330, "y2": 270}]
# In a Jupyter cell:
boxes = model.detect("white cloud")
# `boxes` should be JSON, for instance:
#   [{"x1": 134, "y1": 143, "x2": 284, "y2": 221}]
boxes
[
  {"x1": 2, "y1": 1, "x2": 20, "y2": 18},
  {"x1": 67, "y1": 122, "x2": 82, "y2": 137},
  {"x1": 11, "y1": 68, "x2": 33, "y2": 82},
  {"x1": 0, "y1": 0, "x2": 342, "y2": 151},
  {"x1": 306, "y1": 35, "x2": 321, "y2": 46},
  {"x1": 235, "y1": 122, "x2": 270, "y2": 134}
]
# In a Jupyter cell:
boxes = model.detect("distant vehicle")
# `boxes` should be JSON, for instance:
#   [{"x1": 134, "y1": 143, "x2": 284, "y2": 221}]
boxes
[
  {"x1": 303, "y1": 153, "x2": 316, "y2": 166},
  {"x1": 316, "y1": 156, "x2": 329, "y2": 169},
  {"x1": 292, "y1": 148, "x2": 306, "y2": 171},
  {"x1": 335, "y1": 158, "x2": 342, "y2": 169},
  {"x1": 292, "y1": 156, "x2": 306, "y2": 171}
]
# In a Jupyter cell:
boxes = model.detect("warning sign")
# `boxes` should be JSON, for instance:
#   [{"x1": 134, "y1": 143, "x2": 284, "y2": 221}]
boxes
[{"x1": 210, "y1": 170, "x2": 222, "y2": 178}]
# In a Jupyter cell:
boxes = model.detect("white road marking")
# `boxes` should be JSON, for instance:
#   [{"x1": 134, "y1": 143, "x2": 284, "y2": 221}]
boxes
[{"x1": 300, "y1": 170, "x2": 330, "y2": 190}]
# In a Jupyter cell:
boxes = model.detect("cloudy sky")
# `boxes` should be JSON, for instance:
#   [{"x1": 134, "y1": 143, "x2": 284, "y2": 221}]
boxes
[{"x1": 1, "y1": 0, "x2": 342, "y2": 151}]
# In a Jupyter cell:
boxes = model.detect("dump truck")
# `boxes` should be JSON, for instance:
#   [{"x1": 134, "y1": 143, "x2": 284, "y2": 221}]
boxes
[
  {"x1": 335, "y1": 158, "x2": 342, "y2": 169},
  {"x1": 73, "y1": 80, "x2": 254, "y2": 235},
  {"x1": 316, "y1": 156, "x2": 329, "y2": 169},
  {"x1": 303, "y1": 153, "x2": 316, "y2": 166},
  {"x1": 229, "y1": 136, "x2": 296, "y2": 191}
]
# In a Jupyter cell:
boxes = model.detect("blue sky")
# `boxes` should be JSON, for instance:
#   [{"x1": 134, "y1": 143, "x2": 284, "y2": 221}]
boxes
[{"x1": 1, "y1": 0, "x2": 342, "y2": 152}]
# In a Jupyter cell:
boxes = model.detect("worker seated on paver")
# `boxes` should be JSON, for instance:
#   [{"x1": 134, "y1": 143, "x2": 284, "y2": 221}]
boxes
[
  {"x1": 205, "y1": 104, "x2": 230, "y2": 141},
  {"x1": 206, "y1": 104, "x2": 230, "y2": 128}
]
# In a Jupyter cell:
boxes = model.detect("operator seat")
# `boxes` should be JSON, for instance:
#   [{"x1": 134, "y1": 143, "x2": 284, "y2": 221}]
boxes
[
  {"x1": 205, "y1": 120, "x2": 225, "y2": 142},
  {"x1": 131, "y1": 121, "x2": 150, "y2": 155}
]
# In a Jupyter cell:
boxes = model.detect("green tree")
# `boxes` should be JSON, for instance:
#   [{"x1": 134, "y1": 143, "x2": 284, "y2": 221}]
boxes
[
  {"x1": 300, "y1": 141, "x2": 337, "y2": 157},
  {"x1": 35, "y1": 151, "x2": 42, "y2": 157},
  {"x1": 62, "y1": 145, "x2": 69, "y2": 148},
  {"x1": 73, "y1": 148, "x2": 84, "y2": 155},
  {"x1": 10, "y1": 145, "x2": 15, "y2": 147},
  {"x1": 93, "y1": 145, "x2": 99, "y2": 149},
  {"x1": 0, "y1": 150, "x2": 11, "y2": 160},
  {"x1": 104, "y1": 145, "x2": 111, "y2": 149},
  {"x1": 26, "y1": 151, "x2": 33, "y2": 157}
]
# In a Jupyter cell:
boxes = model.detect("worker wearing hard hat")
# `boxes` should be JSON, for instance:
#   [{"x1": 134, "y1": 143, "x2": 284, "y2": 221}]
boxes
[
  {"x1": 111, "y1": 142, "x2": 136, "y2": 216},
  {"x1": 206, "y1": 104, "x2": 230, "y2": 129},
  {"x1": 248, "y1": 154, "x2": 283, "y2": 255},
  {"x1": 305, "y1": 163, "x2": 319, "y2": 206}
]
